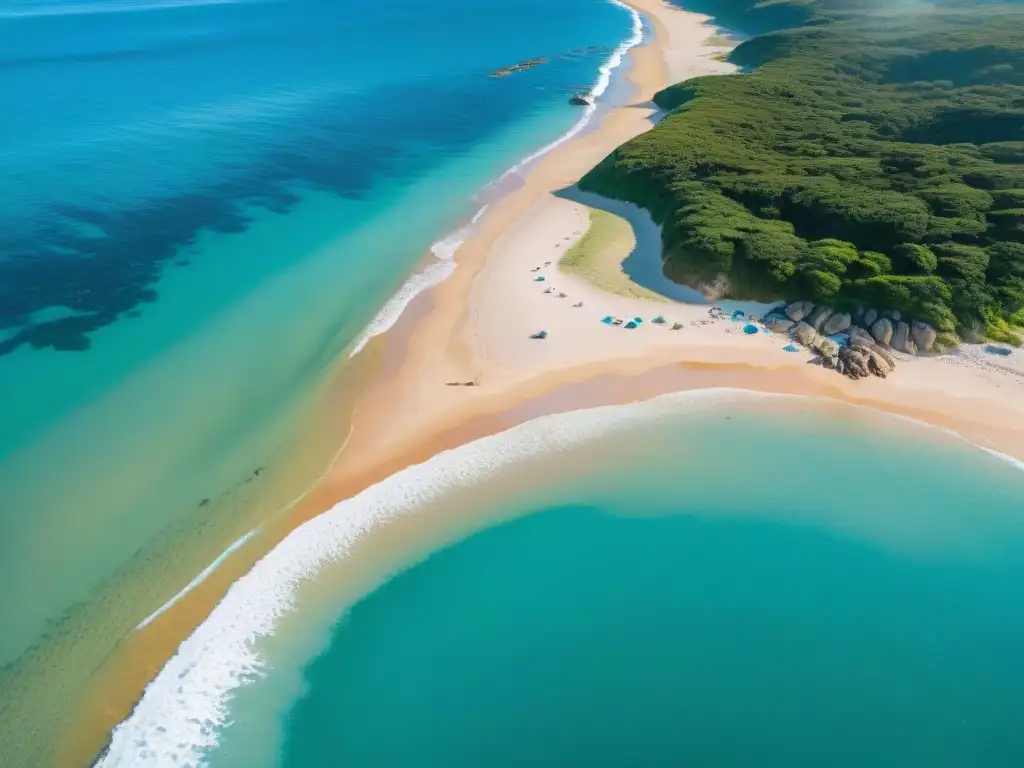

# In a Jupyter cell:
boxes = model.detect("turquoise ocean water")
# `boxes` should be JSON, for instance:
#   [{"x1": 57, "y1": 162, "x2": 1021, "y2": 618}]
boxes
[
  {"x1": 0, "y1": 0, "x2": 639, "y2": 753},
  {"x1": 100, "y1": 393, "x2": 1024, "y2": 766}
]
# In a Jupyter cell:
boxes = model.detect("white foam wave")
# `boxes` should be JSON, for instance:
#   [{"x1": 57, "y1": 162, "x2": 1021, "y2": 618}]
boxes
[
  {"x1": 135, "y1": 530, "x2": 257, "y2": 631},
  {"x1": 348, "y1": 0, "x2": 643, "y2": 358},
  {"x1": 97, "y1": 389, "x2": 761, "y2": 768},
  {"x1": 347, "y1": 208, "x2": 479, "y2": 357},
  {"x1": 497, "y1": 0, "x2": 644, "y2": 182},
  {"x1": 97, "y1": 387, "x2": 1024, "y2": 766}
]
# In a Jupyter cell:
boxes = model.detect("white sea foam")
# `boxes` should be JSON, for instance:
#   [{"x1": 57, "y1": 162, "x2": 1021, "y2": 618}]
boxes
[
  {"x1": 98, "y1": 387, "x2": 1024, "y2": 766},
  {"x1": 346, "y1": 212, "x2": 476, "y2": 357},
  {"x1": 97, "y1": 389, "x2": 761, "y2": 768},
  {"x1": 348, "y1": 0, "x2": 644, "y2": 358},
  {"x1": 496, "y1": 0, "x2": 644, "y2": 182},
  {"x1": 135, "y1": 530, "x2": 258, "y2": 631}
]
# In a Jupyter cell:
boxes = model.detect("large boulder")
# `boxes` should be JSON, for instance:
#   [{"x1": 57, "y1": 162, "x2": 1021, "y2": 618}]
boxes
[
  {"x1": 822, "y1": 312, "x2": 851, "y2": 335},
  {"x1": 807, "y1": 306, "x2": 833, "y2": 332},
  {"x1": 848, "y1": 326, "x2": 874, "y2": 347},
  {"x1": 794, "y1": 321, "x2": 818, "y2": 347},
  {"x1": 863, "y1": 308, "x2": 879, "y2": 327},
  {"x1": 870, "y1": 317, "x2": 893, "y2": 345},
  {"x1": 763, "y1": 316, "x2": 795, "y2": 333},
  {"x1": 911, "y1": 321, "x2": 936, "y2": 353},
  {"x1": 838, "y1": 346, "x2": 870, "y2": 379},
  {"x1": 892, "y1": 322, "x2": 917, "y2": 355},
  {"x1": 891, "y1": 310, "x2": 902, "y2": 322},
  {"x1": 785, "y1": 301, "x2": 814, "y2": 322},
  {"x1": 815, "y1": 337, "x2": 840, "y2": 359}
]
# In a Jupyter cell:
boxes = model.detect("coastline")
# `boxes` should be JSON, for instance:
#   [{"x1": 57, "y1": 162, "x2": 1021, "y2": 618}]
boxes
[{"x1": 66, "y1": 1, "x2": 1024, "y2": 764}]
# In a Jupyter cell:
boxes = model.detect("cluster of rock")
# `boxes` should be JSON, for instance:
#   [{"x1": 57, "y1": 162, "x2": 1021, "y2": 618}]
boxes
[
  {"x1": 763, "y1": 301, "x2": 939, "y2": 380},
  {"x1": 490, "y1": 57, "x2": 548, "y2": 77},
  {"x1": 570, "y1": 92, "x2": 595, "y2": 106}
]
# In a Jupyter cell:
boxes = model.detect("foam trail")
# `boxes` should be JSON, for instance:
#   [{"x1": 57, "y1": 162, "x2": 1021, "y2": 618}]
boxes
[
  {"x1": 348, "y1": 0, "x2": 643, "y2": 358},
  {"x1": 97, "y1": 389, "x2": 764, "y2": 768},
  {"x1": 135, "y1": 530, "x2": 258, "y2": 631},
  {"x1": 496, "y1": 0, "x2": 644, "y2": 181}
]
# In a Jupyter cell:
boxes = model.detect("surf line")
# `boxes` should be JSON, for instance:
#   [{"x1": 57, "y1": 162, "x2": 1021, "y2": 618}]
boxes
[{"x1": 135, "y1": 530, "x2": 258, "y2": 630}]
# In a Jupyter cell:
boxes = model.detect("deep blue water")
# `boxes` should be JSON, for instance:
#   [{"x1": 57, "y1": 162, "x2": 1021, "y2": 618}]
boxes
[{"x1": 0, "y1": 0, "x2": 634, "y2": 760}]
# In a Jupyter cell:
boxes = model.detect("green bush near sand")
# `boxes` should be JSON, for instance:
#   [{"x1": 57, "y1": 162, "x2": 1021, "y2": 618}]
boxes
[
  {"x1": 579, "y1": 0, "x2": 1024, "y2": 339},
  {"x1": 559, "y1": 206, "x2": 666, "y2": 301}
]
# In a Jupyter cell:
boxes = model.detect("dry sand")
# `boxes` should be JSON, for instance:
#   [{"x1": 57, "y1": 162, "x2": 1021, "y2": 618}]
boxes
[{"x1": 62, "y1": 1, "x2": 1024, "y2": 763}]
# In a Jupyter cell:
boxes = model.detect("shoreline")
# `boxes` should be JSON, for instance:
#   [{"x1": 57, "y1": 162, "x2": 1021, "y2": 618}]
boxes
[{"x1": 66, "y1": 1, "x2": 1024, "y2": 764}]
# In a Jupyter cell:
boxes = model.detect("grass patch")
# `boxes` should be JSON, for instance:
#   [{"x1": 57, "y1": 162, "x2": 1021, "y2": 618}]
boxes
[{"x1": 559, "y1": 207, "x2": 667, "y2": 301}]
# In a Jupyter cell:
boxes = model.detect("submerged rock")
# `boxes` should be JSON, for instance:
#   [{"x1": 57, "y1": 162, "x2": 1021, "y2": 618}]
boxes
[
  {"x1": 822, "y1": 312, "x2": 851, "y2": 335},
  {"x1": 912, "y1": 321, "x2": 936, "y2": 353},
  {"x1": 870, "y1": 317, "x2": 893, "y2": 345},
  {"x1": 785, "y1": 301, "x2": 814, "y2": 322}
]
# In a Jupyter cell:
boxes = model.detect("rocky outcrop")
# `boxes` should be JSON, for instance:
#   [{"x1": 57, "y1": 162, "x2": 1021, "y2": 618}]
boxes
[
  {"x1": 911, "y1": 321, "x2": 936, "y2": 353},
  {"x1": 815, "y1": 337, "x2": 839, "y2": 359},
  {"x1": 491, "y1": 57, "x2": 548, "y2": 77},
  {"x1": 892, "y1": 310, "x2": 902, "y2": 322},
  {"x1": 794, "y1": 321, "x2": 818, "y2": 347},
  {"x1": 698, "y1": 274, "x2": 730, "y2": 301},
  {"x1": 785, "y1": 301, "x2": 814, "y2": 322},
  {"x1": 807, "y1": 306, "x2": 833, "y2": 332},
  {"x1": 763, "y1": 316, "x2": 795, "y2": 333},
  {"x1": 836, "y1": 346, "x2": 870, "y2": 379},
  {"x1": 848, "y1": 326, "x2": 874, "y2": 347},
  {"x1": 892, "y1": 322, "x2": 916, "y2": 355},
  {"x1": 870, "y1": 317, "x2": 893, "y2": 345},
  {"x1": 570, "y1": 92, "x2": 595, "y2": 106},
  {"x1": 863, "y1": 308, "x2": 878, "y2": 327},
  {"x1": 822, "y1": 312, "x2": 851, "y2": 335}
]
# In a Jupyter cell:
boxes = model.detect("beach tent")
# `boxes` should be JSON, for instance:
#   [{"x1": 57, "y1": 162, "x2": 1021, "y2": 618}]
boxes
[
  {"x1": 653, "y1": 316, "x2": 667, "y2": 324},
  {"x1": 601, "y1": 316, "x2": 614, "y2": 324},
  {"x1": 531, "y1": 330, "x2": 548, "y2": 339},
  {"x1": 731, "y1": 309, "x2": 746, "y2": 320},
  {"x1": 535, "y1": 276, "x2": 546, "y2": 281},
  {"x1": 625, "y1": 321, "x2": 638, "y2": 329},
  {"x1": 633, "y1": 317, "x2": 643, "y2": 324},
  {"x1": 671, "y1": 322, "x2": 683, "y2": 330},
  {"x1": 743, "y1": 323, "x2": 758, "y2": 335}
]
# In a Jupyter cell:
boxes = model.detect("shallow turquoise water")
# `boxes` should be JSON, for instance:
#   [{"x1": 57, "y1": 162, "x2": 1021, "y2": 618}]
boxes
[
  {"x1": 174, "y1": 398, "x2": 1024, "y2": 767},
  {"x1": 0, "y1": 0, "x2": 635, "y2": 672}
]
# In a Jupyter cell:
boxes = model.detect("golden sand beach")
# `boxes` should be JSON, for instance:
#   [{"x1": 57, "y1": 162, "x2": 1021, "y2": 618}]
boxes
[{"x1": 60, "y1": 1, "x2": 1024, "y2": 763}]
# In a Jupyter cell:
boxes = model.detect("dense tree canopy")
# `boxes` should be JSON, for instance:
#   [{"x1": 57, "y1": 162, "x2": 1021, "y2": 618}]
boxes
[{"x1": 580, "y1": 0, "x2": 1024, "y2": 342}]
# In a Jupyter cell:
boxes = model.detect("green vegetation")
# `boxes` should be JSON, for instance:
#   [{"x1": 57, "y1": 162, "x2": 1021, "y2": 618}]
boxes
[
  {"x1": 579, "y1": 0, "x2": 1024, "y2": 342},
  {"x1": 559, "y1": 206, "x2": 667, "y2": 300}
]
